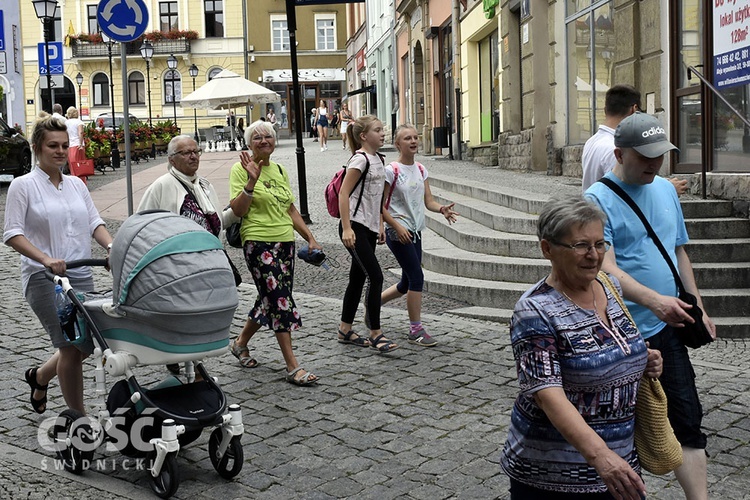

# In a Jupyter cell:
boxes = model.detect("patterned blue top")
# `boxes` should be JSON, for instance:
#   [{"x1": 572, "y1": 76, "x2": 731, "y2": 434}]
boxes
[{"x1": 500, "y1": 274, "x2": 648, "y2": 494}]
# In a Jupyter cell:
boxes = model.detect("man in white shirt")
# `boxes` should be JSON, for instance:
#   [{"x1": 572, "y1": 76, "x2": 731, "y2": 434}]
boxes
[{"x1": 581, "y1": 84, "x2": 687, "y2": 194}]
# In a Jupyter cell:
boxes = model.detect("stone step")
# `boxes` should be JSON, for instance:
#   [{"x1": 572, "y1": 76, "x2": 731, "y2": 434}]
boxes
[
  {"x1": 686, "y1": 217, "x2": 750, "y2": 239},
  {"x1": 431, "y1": 189, "x2": 538, "y2": 235},
  {"x1": 701, "y1": 289, "x2": 750, "y2": 317},
  {"x1": 710, "y1": 317, "x2": 750, "y2": 339},
  {"x1": 429, "y1": 175, "x2": 549, "y2": 214},
  {"x1": 693, "y1": 262, "x2": 750, "y2": 289},
  {"x1": 410, "y1": 268, "x2": 532, "y2": 310},
  {"x1": 680, "y1": 198, "x2": 734, "y2": 218},
  {"x1": 424, "y1": 210, "x2": 540, "y2": 258},
  {"x1": 444, "y1": 306, "x2": 513, "y2": 324},
  {"x1": 686, "y1": 238, "x2": 750, "y2": 263}
]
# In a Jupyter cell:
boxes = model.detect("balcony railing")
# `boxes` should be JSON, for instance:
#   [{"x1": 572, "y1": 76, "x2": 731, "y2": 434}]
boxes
[{"x1": 72, "y1": 38, "x2": 191, "y2": 58}]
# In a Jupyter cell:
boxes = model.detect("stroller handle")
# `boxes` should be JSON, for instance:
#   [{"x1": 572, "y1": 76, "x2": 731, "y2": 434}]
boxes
[{"x1": 43, "y1": 259, "x2": 109, "y2": 283}]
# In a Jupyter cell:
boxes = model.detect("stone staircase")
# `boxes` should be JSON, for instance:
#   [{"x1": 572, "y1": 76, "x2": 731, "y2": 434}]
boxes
[{"x1": 405, "y1": 174, "x2": 750, "y2": 338}]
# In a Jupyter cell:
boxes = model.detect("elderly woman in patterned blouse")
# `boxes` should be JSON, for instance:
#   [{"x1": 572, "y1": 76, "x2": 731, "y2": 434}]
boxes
[{"x1": 500, "y1": 196, "x2": 662, "y2": 500}]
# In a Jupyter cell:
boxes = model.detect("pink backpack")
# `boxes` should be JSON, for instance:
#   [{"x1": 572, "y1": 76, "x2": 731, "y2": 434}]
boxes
[
  {"x1": 384, "y1": 161, "x2": 425, "y2": 210},
  {"x1": 325, "y1": 151, "x2": 385, "y2": 218}
]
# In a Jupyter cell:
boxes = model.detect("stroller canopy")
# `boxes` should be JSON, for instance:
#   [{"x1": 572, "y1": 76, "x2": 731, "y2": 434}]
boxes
[{"x1": 108, "y1": 211, "x2": 238, "y2": 347}]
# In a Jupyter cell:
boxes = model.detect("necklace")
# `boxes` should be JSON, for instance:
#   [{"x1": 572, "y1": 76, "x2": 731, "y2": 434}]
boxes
[{"x1": 558, "y1": 281, "x2": 631, "y2": 355}]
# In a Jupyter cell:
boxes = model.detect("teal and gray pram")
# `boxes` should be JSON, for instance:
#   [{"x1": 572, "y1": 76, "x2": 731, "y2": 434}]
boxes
[{"x1": 48, "y1": 211, "x2": 244, "y2": 499}]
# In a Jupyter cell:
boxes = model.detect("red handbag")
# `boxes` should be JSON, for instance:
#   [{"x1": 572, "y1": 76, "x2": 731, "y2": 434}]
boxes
[{"x1": 70, "y1": 159, "x2": 95, "y2": 177}]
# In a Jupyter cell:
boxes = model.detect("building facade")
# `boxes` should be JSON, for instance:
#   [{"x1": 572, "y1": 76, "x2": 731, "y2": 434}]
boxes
[
  {"x1": 18, "y1": 0, "x2": 346, "y2": 139},
  {"x1": 0, "y1": 3, "x2": 26, "y2": 131}
]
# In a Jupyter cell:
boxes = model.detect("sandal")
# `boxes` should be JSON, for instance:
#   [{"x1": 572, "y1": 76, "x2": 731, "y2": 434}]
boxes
[
  {"x1": 337, "y1": 329, "x2": 371, "y2": 347},
  {"x1": 24, "y1": 367, "x2": 48, "y2": 414},
  {"x1": 229, "y1": 339, "x2": 258, "y2": 368},
  {"x1": 286, "y1": 367, "x2": 319, "y2": 386},
  {"x1": 370, "y1": 334, "x2": 399, "y2": 353}
]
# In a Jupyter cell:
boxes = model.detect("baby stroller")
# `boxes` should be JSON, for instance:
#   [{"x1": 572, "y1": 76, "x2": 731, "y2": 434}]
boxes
[{"x1": 46, "y1": 211, "x2": 243, "y2": 498}]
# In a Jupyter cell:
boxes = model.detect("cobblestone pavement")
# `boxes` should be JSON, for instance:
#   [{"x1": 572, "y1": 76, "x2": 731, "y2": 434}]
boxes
[{"x1": 0, "y1": 140, "x2": 748, "y2": 498}]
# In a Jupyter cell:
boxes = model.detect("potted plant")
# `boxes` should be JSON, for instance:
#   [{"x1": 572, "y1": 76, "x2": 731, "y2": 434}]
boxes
[
  {"x1": 83, "y1": 122, "x2": 113, "y2": 160},
  {"x1": 153, "y1": 120, "x2": 179, "y2": 153}
]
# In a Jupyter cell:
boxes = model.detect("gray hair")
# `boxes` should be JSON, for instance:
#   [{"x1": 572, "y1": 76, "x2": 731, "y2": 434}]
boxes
[
  {"x1": 244, "y1": 120, "x2": 276, "y2": 145},
  {"x1": 537, "y1": 196, "x2": 607, "y2": 242},
  {"x1": 167, "y1": 134, "x2": 197, "y2": 157}
]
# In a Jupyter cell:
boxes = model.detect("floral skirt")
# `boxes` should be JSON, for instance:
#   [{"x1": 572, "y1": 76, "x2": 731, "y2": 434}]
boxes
[{"x1": 244, "y1": 241, "x2": 301, "y2": 333}]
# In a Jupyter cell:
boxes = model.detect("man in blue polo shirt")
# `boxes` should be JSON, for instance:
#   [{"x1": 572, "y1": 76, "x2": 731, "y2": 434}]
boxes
[{"x1": 585, "y1": 112, "x2": 716, "y2": 500}]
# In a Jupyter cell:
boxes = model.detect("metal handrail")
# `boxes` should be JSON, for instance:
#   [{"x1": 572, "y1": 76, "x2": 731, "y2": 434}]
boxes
[
  {"x1": 686, "y1": 64, "x2": 750, "y2": 199},
  {"x1": 687, "y1": 65, "x2": 750, "y2": 129}
]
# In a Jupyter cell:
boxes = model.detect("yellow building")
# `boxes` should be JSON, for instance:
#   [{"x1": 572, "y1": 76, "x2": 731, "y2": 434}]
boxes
[{"x1": 20, "y1": 0, "x2": 347, "y2": 137}]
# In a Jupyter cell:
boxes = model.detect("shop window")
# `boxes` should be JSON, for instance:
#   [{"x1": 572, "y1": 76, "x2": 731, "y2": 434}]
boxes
[{"x1": 565, "y1": 1, "x2": 615, "y2": 144}]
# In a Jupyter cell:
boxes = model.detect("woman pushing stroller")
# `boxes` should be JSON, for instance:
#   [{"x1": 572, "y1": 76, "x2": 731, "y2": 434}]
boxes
[{"x1": 4, "y1": 116, "x2": 113, "y2": 415}]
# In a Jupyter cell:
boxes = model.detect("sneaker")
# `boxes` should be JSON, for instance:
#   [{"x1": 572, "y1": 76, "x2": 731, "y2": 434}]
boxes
[
  {"x1": 324, "y1": 145, "x2": 328, "y2": 151},
  {"x1": 321, "y1": 147, "x2": 325, "y2": 152},
  {"x1": 408, "y1": 328, "x2": 437, "y2": 347}
]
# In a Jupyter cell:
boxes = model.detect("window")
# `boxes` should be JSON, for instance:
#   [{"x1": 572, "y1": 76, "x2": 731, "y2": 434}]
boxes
[
  {"x1": 204, "y1": 0, "x2": 224, "y2": 38},
  {"x1": 87, "y1": 5, "x2": 99, "y2": 33},
  {"x1": 271, "y1": 16, "x2": 290, "y2": 51},
  {"x1": 47, "y1": 6, "x2": 62, "y2": 42},
  {"x1": 92, "y1": 73, "x2": 109, "y2": 106},
  {"x1": 208, "y1": 67, "x2": 223, "y2": 81},
  {"x1": 159, "y1": 2, "x2": 179, "y2": 32},
  {"x1": 128, "y1": 72, "x2": 146, "y2": 105},
  {"x1": 164, "y1": 70, "x2": 182, "y2": 104},
  {"x1": 315, "y1": 15, "x2": 336, "y2": 51},
  {"x1": 565, "y1": 1, "x2": 615, "y2": 144}
]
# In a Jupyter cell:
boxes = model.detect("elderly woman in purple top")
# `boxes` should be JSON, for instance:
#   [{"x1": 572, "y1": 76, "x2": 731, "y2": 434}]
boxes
[{"x1": 500, "y1": 196, "x2": 662, "y2": 500}]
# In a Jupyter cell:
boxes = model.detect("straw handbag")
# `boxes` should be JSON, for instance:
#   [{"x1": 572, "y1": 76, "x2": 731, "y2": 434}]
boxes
[{"x1": 598, "y1": 272, "x2": 683, "y2": 475}]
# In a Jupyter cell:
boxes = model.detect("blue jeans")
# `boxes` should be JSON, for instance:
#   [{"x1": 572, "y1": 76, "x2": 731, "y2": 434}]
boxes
[
  {"x1": 646, "y1": 324, "x2": 708, "y2": 449},
  {"x1": 385, "y1": 228, "x2": 424, "y2": 293}
]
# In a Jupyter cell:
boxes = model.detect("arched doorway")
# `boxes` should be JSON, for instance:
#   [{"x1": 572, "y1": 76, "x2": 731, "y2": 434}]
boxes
[{"x1": 38, "y1": 76, "x2": 76, "y2": 115}]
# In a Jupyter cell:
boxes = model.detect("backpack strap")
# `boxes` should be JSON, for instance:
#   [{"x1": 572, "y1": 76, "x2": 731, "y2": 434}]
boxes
[
  {"x1": 385, "y1": 161, "x2": 400, "y2": 210},
  {"x1": 350, "y1": 151, "x2": 370, "y2": 217}
]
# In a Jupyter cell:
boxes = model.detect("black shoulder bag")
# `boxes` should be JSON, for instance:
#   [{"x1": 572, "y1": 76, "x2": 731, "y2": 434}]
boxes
[{"x1": 598, "y1": 177, "x2": 713, "y2": 348}]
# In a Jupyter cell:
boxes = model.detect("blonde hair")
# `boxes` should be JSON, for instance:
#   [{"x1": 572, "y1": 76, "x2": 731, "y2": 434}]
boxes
[
  {"x1": 394, "y1": 124, "x2": 418, "y2": 152},
  {"x1": 30, "y1": 115, "x2": 68, "y2": 155},
  {"x1": 346, "y1": 115, "x2": 380, "y2": 152},
  {"x1": 66, "y1": 106, "x2": 79, "y2": 119}
]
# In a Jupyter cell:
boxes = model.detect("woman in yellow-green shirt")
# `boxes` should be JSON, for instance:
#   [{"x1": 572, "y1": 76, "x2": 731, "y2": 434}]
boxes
[{"x1": 228, "y1": 120, "x2": 322, "y2": 386}]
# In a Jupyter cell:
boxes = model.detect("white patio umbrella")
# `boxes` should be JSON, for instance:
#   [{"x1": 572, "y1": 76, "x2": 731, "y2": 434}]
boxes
[{"x1": 181, "y1": 69, "x2": 280, "y2": 145}]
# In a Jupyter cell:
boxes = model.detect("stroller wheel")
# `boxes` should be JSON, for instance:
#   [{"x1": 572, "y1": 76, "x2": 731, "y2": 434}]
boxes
[
  {"x1": 147, "y1": 451, "x2": 180, "y2": 498},
  {"x1": 52, "y1": 409, "x2": 96, "y2": 475},
  {"x1": 208, "y1": 428, "x2": 244, "y2": 479}
]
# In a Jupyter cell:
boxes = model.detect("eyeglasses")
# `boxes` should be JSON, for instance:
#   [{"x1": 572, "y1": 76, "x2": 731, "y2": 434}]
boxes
[
  {"x1": 551, "y1": 240, "x2": 611, "y2": 255},
  {"x1": 251, "y1": 135, "x2": 275, "y2": 142},
  {"x1": 171, "y1": 149, "x2": 202, "y2": 157}
]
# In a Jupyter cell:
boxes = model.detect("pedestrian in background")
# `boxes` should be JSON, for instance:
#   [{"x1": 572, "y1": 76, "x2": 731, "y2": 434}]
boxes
[
  {"x1": 229, "y1": 120, "x2": 321, "y2": 386},
  {"x1": 381, "y1": 124, "x2": 459, "y2": 347},
  {"x1": 65, "y1": 106, "x2": 85, "y2": 169},
  {"x1": 336, "y1": 115, "x2": 399, "y2": 353},
  {"x1": 314, "y1": 99, "x2": 329, "y2": 152},
  {"x1": 340, "y1": 102, "x2": 353, "y2": 150},
  {"x1": 4, "y1": 116, "x2": 113, "y2": 416}
]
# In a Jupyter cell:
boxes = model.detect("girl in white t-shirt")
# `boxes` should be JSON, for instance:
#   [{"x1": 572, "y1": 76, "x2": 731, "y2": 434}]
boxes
[
  {"x1": 336, "y1": 115, "x2": 399, "y2": 353},
  {"x1": 381, "y1": 124, "x2": 458, "y2": 346}
]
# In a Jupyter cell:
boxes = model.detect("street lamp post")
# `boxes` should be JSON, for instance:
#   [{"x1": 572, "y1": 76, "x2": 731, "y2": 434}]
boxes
[
  {"x1": 140, "y1": 40, "x2": 155, "y2": 157},
  {"x1": 167, "y1": 54, "x2": 178, "y2": 129},
  {"x1": 32, "y1": 0, "x2": 58, "y2": 112},
  {"x1": 188, "y1": 64, "x2": 198, "y2": 144},
  {"x1": 75, "y1": 72, "x2": 83, "y2": 116},
  {"x1": 103, "y1": 32, "x2": 120, "y2": 168}
]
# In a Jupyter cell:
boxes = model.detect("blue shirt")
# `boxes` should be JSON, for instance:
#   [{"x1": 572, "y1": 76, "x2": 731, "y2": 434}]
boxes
[
  {"x1": 500, "y1": 275, "x2": 648, "y2": 494},
  {"x1": 585, "y1": 173, "x2": 689, "y2": 338}
]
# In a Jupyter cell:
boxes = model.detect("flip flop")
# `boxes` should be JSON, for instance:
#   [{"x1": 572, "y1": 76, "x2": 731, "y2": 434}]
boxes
[
  {"x1": 229, "y1": 339, "x2": 258, "y2": 368},
  {"x1": 24, "y1": 367, "x2": 48, "y2": 414}
]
